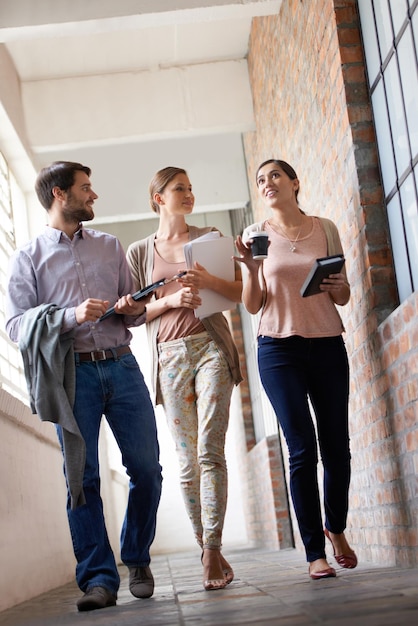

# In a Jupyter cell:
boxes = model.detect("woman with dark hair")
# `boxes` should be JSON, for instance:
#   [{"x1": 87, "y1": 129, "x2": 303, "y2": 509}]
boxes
[
  {"x1": 235, "y1": 159, "x2": 357, "y2": 580},
  {"x1": 127, "y1": 166, "x2": 242, "y2": 591}
]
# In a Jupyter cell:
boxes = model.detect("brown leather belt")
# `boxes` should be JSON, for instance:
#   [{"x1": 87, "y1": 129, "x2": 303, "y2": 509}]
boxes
[{"x1": 76, "y1": 346, "x2": 131, "y2": 362}]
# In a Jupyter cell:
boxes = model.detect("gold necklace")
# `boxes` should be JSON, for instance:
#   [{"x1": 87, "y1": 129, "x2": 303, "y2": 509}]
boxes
[{"x1": 270, "y1": 220, "x2": 303, "y2": 252}]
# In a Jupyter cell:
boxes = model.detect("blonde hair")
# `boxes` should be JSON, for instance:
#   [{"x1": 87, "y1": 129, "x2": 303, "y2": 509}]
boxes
[{"x1": 149, "y1": 166, "x2": 187, "y2": 213}]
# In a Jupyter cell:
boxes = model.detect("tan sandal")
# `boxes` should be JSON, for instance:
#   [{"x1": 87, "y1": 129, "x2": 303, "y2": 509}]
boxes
[
  {"x1": 219, "y1": 553, "x2": 234, "y2": 584},
  {"x1": 201, "y1": 548, "x2": 227, "y2": 591}
]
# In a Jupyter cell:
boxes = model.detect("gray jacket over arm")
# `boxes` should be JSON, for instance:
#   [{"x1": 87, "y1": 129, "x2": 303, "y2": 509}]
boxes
[{"x1": 18, "y1": 304, "x2": 86, "y2": 510}]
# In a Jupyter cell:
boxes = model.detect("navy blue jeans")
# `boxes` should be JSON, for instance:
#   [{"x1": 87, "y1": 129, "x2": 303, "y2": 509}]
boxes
[
  {"x1": 57, "y1": 352, "x2": 162, "y2": 594},
  {"x1": 258, "y1": 335, "x2": 351, "y2": 562}
]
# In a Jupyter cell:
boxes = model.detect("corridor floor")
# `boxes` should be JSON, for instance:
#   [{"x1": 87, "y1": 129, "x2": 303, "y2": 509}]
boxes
[{"x1": 1, "y1": 546, "x2": 417, "y2": 626}]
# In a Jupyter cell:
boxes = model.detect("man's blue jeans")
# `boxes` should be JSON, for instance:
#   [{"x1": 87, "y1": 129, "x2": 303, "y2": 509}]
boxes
[
  {"x1": 258, "y1": 334, "x2": 351, "y2": 563},
  {"x1": 57, "y1": 352, "x2": 162, "y2": 594}
]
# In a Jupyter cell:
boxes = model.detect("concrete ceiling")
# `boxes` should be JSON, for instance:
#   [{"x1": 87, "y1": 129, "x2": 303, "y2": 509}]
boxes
[{"x1": 0, "y1": 0, "x2": 281, "y2": 233}]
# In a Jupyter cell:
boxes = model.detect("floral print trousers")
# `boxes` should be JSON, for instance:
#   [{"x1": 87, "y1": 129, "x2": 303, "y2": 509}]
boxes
[{"x1": 158, "y1": 332, "x2": 234, "y2": 549}]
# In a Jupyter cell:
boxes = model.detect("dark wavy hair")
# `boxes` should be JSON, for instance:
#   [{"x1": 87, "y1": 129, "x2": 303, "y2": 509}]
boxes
[
  {"x1": 35, "y1": 161, "x2": 91, "y2": 210},
  {"x1": 256, "y1": 159, "x2": 300, "y2": 202}
]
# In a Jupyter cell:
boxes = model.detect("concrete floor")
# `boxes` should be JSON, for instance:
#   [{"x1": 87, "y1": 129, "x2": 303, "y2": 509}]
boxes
[{"x1": 1, "y1": 546, "x2": 418, "y2": 626}]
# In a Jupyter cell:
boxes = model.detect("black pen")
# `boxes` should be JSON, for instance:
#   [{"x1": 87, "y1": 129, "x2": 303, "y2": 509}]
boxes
[{"x1": 99, "y1": 270, "x2": 187, "y2": 321}]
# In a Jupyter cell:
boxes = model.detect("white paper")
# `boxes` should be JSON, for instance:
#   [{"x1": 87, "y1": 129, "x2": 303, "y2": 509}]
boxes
[
  {"x1": 183, "y1": 234, "x2": 236, "y2": 319},
  {"x1": 183, "y1": 231, "x2": 220, "y2": 267}
]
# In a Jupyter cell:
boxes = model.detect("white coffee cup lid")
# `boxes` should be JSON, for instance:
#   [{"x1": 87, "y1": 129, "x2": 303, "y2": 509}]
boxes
[{"x1": 249, "y1": 230, "x2": 268, "y2": 236}]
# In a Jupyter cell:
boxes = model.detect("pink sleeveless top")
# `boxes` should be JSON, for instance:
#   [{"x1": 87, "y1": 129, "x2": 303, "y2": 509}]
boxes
[
  {"x1": 152, "y1": 246, "x2": 205, "y2": 342},
  {"x1": 258, "y1": 217, "x2": 344, "y2": 338}
]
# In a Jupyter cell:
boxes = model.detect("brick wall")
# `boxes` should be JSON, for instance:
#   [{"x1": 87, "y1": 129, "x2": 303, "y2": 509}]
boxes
[{"x1": 241, "y1": 0, "x2": 418, "y2": 566}]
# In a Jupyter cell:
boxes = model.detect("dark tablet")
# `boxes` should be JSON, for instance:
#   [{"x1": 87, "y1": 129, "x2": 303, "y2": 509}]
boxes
[
  {"x1": 99, "y1": 271, "x2": 186, "y2": 321},
  {"x1": 300, "y1": 255, "x2": 345, "y2": 297}
]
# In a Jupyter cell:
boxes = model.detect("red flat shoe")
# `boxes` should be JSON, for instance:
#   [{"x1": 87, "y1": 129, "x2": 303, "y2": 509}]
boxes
[
  {"x1": 324, "y1": 528, "x2": 358, "y2": 569},
  {"x1": 309, "y1": 566, "x2": 336, "y2": 580}
]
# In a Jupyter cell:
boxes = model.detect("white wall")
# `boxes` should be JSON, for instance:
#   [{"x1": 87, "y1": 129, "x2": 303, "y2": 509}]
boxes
[
  {"x1": 0, "y1": 391, "x2": 75, "y2": 611},
  {"x1": 0, "y1": 387, "x2": 139, "y2": 612}
]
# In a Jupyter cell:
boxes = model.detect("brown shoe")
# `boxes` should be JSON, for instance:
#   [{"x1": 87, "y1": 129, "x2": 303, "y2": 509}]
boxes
[
  {"x1": 128, "y1": 565, "x2": 154, "y2": 598},
  {"x1": 77, "y1": 586, "x2": 117, "y2": 612}
]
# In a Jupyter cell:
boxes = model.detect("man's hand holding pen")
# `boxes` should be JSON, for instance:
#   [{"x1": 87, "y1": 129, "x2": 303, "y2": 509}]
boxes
[{"x1": 75, "y1": 298, "x2": 110, "y2": 324}]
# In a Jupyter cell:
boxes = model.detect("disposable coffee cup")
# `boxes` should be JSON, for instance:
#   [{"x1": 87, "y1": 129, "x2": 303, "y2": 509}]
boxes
[{"x1": 249, "y1": 231, "x2": 269, "y2": 259}]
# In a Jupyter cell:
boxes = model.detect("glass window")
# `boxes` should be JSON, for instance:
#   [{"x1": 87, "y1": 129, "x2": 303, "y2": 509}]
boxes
[
  {"x1": 374, "y1": 0, "x2": 394, "y2": 62},
  {"x1": 389, "y1": 0, "x2": 409, "y2": 34},
  {"x1": 386, "y1": 195, "x2": 412, "y2": 301},
  {"x1": 385, "y1": 54, "x2": 410, "y2": 177},
  {"x1": 400, "y1": 173, "x2": 418, "y2": 286},
  {"x1": 358, "y1": 0, "x2": 418, "y2": 301},
  {"x1": 397, "y1": 26, "x2": 418, "y2": 156},
  {"x1": 357, "y1": 0, "x2": 382, "y2": 84},
  {"x1": 0, "y1": 152, "x2": 28, "y2": 403},
  {"x1": 412, "y1": 3, "x2": 418, "y2": 42},
  {"x1": 371, "y1": 81, "x2": 397, "y2": 195}
]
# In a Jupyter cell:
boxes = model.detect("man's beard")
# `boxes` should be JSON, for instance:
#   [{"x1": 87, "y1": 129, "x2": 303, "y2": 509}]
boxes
[
  {"x1": 62, "y1": 207, "x2": 93, "y2": 223},
  {"x1": 62, "y1": 195, "x2": 94, "y2": 224}
]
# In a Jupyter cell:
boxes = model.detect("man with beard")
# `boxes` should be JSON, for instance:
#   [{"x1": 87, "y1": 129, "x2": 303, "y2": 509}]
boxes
[{"x1": 5, "y1": 161, "x2": 162, "y2": 612}]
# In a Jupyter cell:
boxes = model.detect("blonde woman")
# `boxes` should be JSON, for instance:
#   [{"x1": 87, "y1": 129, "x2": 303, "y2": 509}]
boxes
[{"x1": 127, "y1": 167, "x2": 242, "y2": 590}]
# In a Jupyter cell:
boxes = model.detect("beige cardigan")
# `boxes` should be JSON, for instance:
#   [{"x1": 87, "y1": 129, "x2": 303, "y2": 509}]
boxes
[{"x1": 126, "y1": 225, "x2": 243, "y2": 405}]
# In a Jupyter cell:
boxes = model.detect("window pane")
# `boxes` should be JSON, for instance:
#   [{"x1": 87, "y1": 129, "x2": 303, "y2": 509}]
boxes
[
  {"x1": 385, "y1": 54, "x2": 410, "y2": 176},
  {"x1": 397, "y1": 26, "x2": 418, "y2": 157},
  {"x1": 0, "y1": 151, "x2": 27, "y2": 403},
  {"x1": 386, "y1": 194, "x2": 412, "y2": 300},
  {"x1": 359, "y1": 1, "x2": 417, "y2": 305},
  {"x1": 389, "y1": 0, "x2": 409, "y2": 35},
  {"x1": 374, "y1": 0, "x2": 394, "y2": 62},
  {"x1": 371, "y1": 81, "x2": 397, "y2": 195},
  {"x1": 400, "y1": 172, "x2": 418, "y2": 289},
  {"x1": 412, "y1": 6, "x2": 418, "y2": 70},
  {"x1": 358, "y1": 0, "x2": 381, "y2": 83}
]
